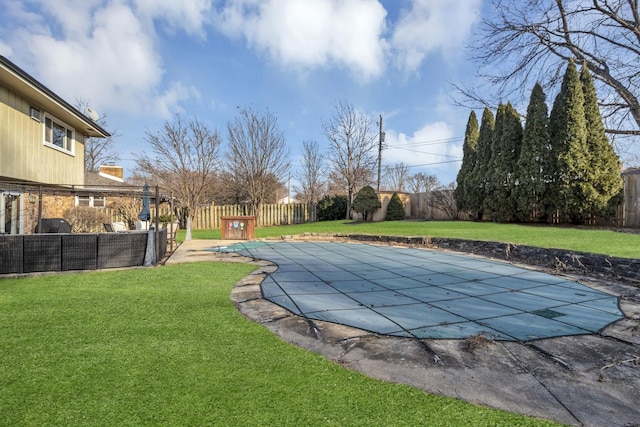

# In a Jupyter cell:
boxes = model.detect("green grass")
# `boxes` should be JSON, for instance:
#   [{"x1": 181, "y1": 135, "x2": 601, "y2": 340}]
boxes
[
  {"x1": 178, "y1": 220, "x2": 640, "y2": 258},
  {"x1": 0, "y1": 264, "x2": 562, "y2": 426}
]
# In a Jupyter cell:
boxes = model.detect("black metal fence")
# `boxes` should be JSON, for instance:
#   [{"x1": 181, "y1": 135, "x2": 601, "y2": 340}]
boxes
[{"x1": 0, "y1": 229, "x2": 167, "y2": 274}]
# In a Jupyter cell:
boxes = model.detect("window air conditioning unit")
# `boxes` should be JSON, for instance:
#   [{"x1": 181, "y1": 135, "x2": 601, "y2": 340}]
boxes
[{"x1": 30, "y1": 107, "x2": 41, "y2": 121}]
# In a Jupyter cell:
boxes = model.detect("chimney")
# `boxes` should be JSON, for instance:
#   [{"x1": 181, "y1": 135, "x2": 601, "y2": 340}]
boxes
[{"x1": 99, "y1": 164, "x2": 124, "y2": 182}]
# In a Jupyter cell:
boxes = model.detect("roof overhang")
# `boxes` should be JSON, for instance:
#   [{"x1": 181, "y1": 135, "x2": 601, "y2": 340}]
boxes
[{"x1": 0, "y1": 55, "x2": 110, "y2": 139}]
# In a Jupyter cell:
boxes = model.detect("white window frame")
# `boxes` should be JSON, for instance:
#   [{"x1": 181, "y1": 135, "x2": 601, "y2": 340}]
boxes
[
  {"x1": 43, "y1": 113, "x2": 75, "y2": 155},
  {"x1": 75, "y1": 195, "x2": 106, "y2": 208}
]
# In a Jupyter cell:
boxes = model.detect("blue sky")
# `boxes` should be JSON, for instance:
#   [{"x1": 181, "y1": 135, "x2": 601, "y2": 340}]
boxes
[{"x1": 0, "y1": 0, "x2": 485, "y2": 187}]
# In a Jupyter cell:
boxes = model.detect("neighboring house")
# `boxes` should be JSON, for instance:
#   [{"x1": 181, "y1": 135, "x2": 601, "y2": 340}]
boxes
[{"x1": 0, "y1": 55, "x2": 109, "y2": 234}]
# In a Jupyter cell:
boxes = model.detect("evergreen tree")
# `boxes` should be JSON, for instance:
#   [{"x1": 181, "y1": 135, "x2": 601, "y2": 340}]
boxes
[
  {"x1": 316, "y1": 195, "x2": 348, "y2": 221},
  {"x1": 385, "y1": 192, "x2": 406, "y2": 221},
  {"x1": 548, "y1": 59, "x2": 589, "y2": 223},
  {"x1": 466, "y1": 107, "x2": 494, "y2": 220},
  {"x1": 580, "y1": 63, "x2": 623, "y2": 216},
  {"x1": 483, "y1": 103, "x2": 505, "y2": 220},
  {"x1": 515, "y1": 83, "x2": 550, "y2": 221},
  {"x1": 454, "y1": 111, "x2": 479, "y2": 214},
  {"x1": 494, "y1": 103, "x2": 522, "y2": 221},
  {"x1": 484, "y1": 103, "x2": 522, "y2": 222},
  {"x1": 352, "y1": 185, "x2": 381, "y2": 221}
]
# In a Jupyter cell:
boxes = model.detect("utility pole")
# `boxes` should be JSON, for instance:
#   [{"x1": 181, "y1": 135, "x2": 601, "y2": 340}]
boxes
[{"x1": 377, "y1": 115, "x2": 385, "y2": 192}]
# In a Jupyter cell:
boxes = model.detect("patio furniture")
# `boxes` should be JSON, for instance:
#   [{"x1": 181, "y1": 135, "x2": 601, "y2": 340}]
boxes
[{"x1": 112, "y1": 222, "x2": 128, "y2": 232}]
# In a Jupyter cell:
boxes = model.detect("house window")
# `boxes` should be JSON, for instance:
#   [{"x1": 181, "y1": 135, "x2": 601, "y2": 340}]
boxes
[
  {"x1": 92, "y1": 197, "x2": 105, "y2": 208},
  {"x1": 44, "y1": 114, "x2": 75, "y2": 154},
  {"x1": 76, "y1": 195, "x2": 106, "y2": 208},
  {"x1": 77, "y1": 196, "x2": 91, "y2": 206}
]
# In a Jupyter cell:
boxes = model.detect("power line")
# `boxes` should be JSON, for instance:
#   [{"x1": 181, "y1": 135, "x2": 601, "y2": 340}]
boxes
[
  {"x1": 384, "y1": 159, "x2": 462, "y2": 171},
  {"x1": 390, "y1": 146, "x2": 461, "y2": 158},
  {"x1": 386, "y1": 136, "x2": 463, "y2": 148},
  {"x1": 406, "y1": 159, "x2": 462, "y2": 168}
]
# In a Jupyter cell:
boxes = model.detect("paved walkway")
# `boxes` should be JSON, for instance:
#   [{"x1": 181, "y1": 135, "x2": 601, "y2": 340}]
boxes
[
  {"x1": 166, "y1": 239, "x2": 640, "y2": 426},
  {"x1": 164, "y1": 239, "x2": 245, "y2": 264}
]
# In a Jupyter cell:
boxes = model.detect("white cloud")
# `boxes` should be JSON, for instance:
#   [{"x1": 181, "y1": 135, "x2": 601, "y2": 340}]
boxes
[
  {"x1": 1, "y1": 1, "x2": 204, "y2": 118},
  {"x1": 134, "y1": 0, "x2": 213, "y2": 37},
  {"x1": 154, "y1": 82, "x2": 201, "y2": 118},
  {"x1": 33, "y1": 0, "x2": 104, "y2": 38},
  {"x1": 384, "y1": 121, "x2": 463, "y2": 183},
  {"x1": 390, "y1": 0, "x2": 482, "y2": 73},
  {"x1": 0, "y1": 40, "x2": 12, "y2": 56},
  {"x1": 213, "y1": 0, "x2": 481, "y2": 81},
  {"x1": 215, "y1": 0, "x2": 388, "y2": 81},
  {"x1": 25, "y1": 3, "x2": 163, "y2": 114}
]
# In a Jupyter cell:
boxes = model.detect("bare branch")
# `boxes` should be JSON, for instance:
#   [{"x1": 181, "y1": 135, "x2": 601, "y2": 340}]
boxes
[
  {"x1": 75, "y1": 98, "x2": 121, "y2": 171},
  {"x1": 322, "y1": 100, "x2": 377, "y2": 219},
  {"x1": 136, "y1": 115, "x2": 222, "y2": 239},
  {"x1": 225, "y1": 107, "x2": 290, "y2": 225},
  {"x1": 459, "y1": 0, "x2": 640, "y2": 144}
]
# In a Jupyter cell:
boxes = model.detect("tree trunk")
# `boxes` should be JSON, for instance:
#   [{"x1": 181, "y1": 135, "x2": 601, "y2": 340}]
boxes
[{"x1": 185, "y1": 215, "x2": 192, "y2": 241}]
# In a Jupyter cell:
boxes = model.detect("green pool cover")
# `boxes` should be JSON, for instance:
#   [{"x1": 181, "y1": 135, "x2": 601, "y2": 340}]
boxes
[{"x1": 213, "y1": 241, "x2": 624, "y2": 341}]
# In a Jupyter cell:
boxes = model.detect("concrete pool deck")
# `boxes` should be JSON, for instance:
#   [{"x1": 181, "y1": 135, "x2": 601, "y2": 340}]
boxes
[{"x1": 166, "y1": 238, "x2": 640, "y2": 426}]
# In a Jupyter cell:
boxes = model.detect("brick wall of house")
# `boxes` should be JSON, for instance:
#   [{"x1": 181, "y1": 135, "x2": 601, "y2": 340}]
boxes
[
  {"x1": 22, "y1": 194, "x2": 40, "y2": 234},
  {"x1": 42, "y1": 194, "x2": 75, "y2": 219}
]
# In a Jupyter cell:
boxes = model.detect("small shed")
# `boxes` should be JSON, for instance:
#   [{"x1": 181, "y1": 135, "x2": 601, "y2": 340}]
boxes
[{"x1": 221, "y1": 216, "x2": 255, "y2": 240}]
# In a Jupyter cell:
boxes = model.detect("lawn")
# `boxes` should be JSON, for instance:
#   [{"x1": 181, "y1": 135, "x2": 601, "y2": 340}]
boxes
[
  {"x1": 0, "y1": 264, "x2": 562, "y2": 426},
  {"x1": 179, "y1": 220, "x2": 640, "y2": 259}
]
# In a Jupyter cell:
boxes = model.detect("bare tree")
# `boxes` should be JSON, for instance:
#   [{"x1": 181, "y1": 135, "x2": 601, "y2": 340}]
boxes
[
  {"x1": 226, "y1": 107, "x2": 290, "y2": 226},
  {"x1": 383, "y1": 162, "x2": 410, "y2": 191},
  {"x1": 212, "y1": 171, "x2": 248, "y2": 205},
  {"x1": 431, "y1": 183, "x2": 460, "y2": 220},
  {"x1": 76, "y1": 99, "x2": 121, "y2": 171},
  {"x1": 407, "y1": 172, "x2": 441, "y2": 219},
  {"x1": 136, "y1": 115, "x2": 221, "y2": 240},
  {"x1": 459, "y1": 0, "x2": 640, "y2": 141},
  {"x1": 322, "y1": 100, "x2": 378, "y2": 219},
  {"x1": 407, "y1": 172, "x2": 440, "y2": 194},
  {"x1": 294, "y1": 140, "x2": 325, "y2": 222}
]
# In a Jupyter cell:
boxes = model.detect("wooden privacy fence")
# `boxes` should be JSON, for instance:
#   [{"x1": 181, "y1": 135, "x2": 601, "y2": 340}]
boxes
[
  {"x1": 103, "y1": 205, "x2": 174, "y2": 226},
  {"x1": 191, "y1": 203, "x2": 309, "y2": 230},
  {"x1": 623, "y1": 170, "x2": 640, "y2": 228}
]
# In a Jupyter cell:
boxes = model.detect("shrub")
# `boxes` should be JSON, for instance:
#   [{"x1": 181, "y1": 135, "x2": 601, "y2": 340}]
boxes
[
  {"x1": 153, "y1": 214, "x2": 175, "y2": 225},
  {"x1": 317, "y1": 195, "x2": 348, "y2": 221},
  {"x1": 63, "y1": 206, "x2": 111, "y2": 233},
  {"x1": 108, "y1": 197, "x2": 142, "y2": 229},
  {"x1": 385, "y1": 192, "x2": 406, "y2": 221},
  {"x1": 352, "y1": 186, "x2": 381, "y2": 221}
]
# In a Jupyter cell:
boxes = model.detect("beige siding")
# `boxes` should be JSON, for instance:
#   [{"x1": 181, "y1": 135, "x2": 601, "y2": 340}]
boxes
[{"x1": 0, "y1": 85, "x2": 84, "y2": 185}]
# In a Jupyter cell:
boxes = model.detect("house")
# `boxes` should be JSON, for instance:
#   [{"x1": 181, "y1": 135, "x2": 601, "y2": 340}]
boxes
[{"x1": 0, "y1": 55, "x2": 110, "y2": 234}]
